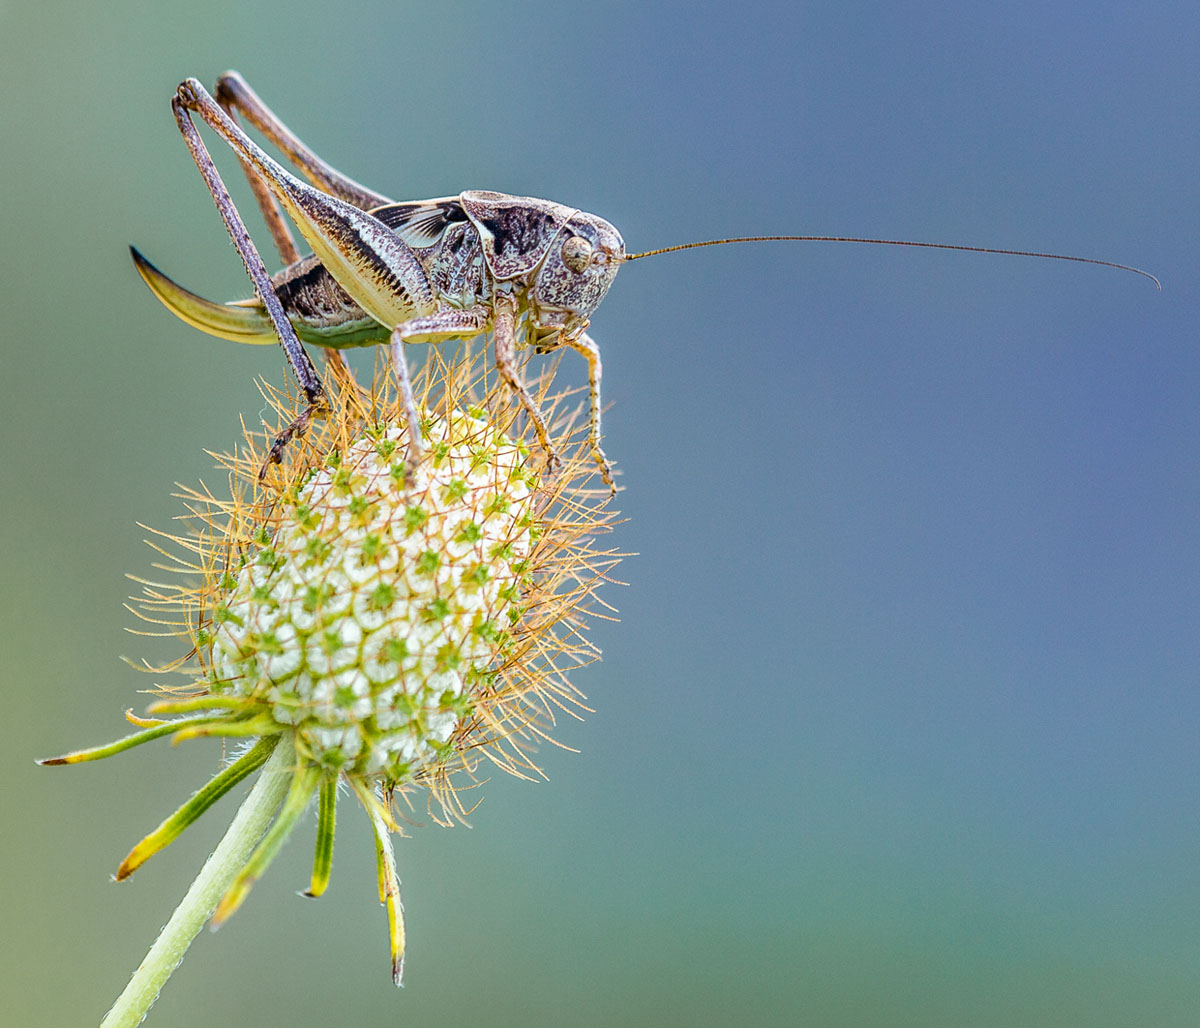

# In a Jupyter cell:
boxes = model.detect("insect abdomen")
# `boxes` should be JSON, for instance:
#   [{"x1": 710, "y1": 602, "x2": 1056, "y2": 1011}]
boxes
[{"x1": 270, "y1": 257, "x2": 389, "y2": 348}]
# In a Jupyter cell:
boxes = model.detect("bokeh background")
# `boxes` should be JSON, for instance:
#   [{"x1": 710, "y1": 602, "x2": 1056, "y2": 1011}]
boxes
[{"x1": 3, "y1": 2, "x2": 1198, "y2": 1026}]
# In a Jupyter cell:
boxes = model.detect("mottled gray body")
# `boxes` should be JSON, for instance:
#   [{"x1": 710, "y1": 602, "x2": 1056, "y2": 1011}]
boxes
[
  {"x1": 140, "y1": 74, "x2": 624, "y2": 489},
  {"x1": 137, "y1": 74, "x2": 1154, "y2": 491}
]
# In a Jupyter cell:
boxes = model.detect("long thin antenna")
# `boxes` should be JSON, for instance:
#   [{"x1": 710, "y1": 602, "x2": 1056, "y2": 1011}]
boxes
[{"x1": 622, "y1": 235, "x2": 1160, "y2": 289}]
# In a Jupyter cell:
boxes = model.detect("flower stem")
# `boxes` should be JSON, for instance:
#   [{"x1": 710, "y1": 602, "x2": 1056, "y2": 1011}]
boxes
[{"x1": 99, "y1": 733, "x2": 295, "y2": 1028}]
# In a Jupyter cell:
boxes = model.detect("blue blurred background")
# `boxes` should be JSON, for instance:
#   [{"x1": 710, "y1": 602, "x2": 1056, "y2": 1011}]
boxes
[{"x1": 3, "y1": 2, "x2": 1198, "y2": 1025}]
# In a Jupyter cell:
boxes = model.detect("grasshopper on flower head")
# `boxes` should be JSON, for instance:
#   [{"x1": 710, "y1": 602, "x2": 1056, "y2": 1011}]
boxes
[
  {"x1": 134, "y1": 73, "x2": 626, "y2": 489},
  {"x1": 134, "y1": 73, "x2": 1159, "y2": 492}
]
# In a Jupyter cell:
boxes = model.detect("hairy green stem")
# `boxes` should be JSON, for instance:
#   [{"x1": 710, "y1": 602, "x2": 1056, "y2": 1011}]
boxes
[{"x1": 99, "y1": 733, "x2": 295, "y2": 1028}]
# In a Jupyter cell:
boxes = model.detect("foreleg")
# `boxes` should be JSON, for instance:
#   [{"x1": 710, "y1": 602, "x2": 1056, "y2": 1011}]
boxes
[
  {"x1": 493, "y1": 300, "x2": 558, "y2": 471},
  {"x1": 561, "y1": 331, "x2": 615, "y2": 493}
]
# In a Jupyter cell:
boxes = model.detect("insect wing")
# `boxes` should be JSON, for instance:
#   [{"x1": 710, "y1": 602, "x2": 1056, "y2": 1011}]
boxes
[{"x1": 372, "y1": 200, "x2": 471, "y2": 251}]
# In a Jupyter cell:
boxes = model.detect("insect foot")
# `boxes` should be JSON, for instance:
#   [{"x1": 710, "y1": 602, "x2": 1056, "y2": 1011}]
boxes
[
  {"x1": 591, "y1": 446, "x2": 615, "y2": 494},
  {"x1": 260, "y1": 401, "x2": 323, "y2": 479}
]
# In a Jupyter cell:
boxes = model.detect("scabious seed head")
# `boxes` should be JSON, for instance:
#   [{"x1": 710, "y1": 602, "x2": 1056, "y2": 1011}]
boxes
[
  {"x1": 207, "y1": 409, "x2": 537, "y2": 779},
  {"x1": 44, "y1": 351, "x2": 621, "y2": 986},
  {"x1": 136, "y1": 352, "x2": 619, "y2": 814}
]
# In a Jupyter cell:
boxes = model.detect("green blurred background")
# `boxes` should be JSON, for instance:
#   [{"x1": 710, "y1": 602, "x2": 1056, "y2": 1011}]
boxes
[{"x1": 4, "y1": 2, "x2": 1199, "y2": 1025}]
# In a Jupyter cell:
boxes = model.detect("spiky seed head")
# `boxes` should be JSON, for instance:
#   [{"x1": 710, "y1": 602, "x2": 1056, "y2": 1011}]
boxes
[
  {"x1": 42, "y1": 352, "x2": 621, "y2": 983},
  {"x1": 206, "y1": 408, "x2": 537, "y2": 779},
  {"x1": 143, "y1": 354, "x2": 620, "y2": 809}
]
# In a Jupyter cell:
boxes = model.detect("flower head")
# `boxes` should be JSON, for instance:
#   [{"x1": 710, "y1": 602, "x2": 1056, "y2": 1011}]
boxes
[
  {"x1": 206, "y1": 403, "x2": 540, "y2": 782},
  {"x1": 43, "y1": 351, "x2": 620, "y2": 983}
]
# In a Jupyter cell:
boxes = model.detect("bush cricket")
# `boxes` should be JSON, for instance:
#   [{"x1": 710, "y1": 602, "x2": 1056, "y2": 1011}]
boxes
[{"x1": 133, "y1": 72, "x2": 1159, "y2": 491}]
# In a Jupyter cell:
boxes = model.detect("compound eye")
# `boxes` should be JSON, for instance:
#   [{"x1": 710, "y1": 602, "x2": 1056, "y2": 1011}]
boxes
[{"x1": 561, "y1": 235, "x2": 593, "y2": 274}]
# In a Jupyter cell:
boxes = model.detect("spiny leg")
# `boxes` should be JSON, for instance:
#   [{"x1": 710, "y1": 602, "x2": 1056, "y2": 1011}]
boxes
[
  {"x1": 215, "y1": 86, "x2": 300, "y2": 266},
  {"x1": 207, "y1": 105, "x2": 359, "y2": 383},
  {"x1": 561, "y1": 330, "x2": 615, "y2": 493},
  {"x1": 213, "y1": 71, "x2": 392, "y2": 211},
  {"x1": 493, "y1": 299, "x2": 558, "y2": 470},
  {"x1": 171, "y1": 93, "x2": 325, "y2": 472},
  {"x1": 174, "y1": 81, "x2": 436, "y2": 341},
  {"x1": 212, "y1": 74, "x2": 370, "y2": 384}
]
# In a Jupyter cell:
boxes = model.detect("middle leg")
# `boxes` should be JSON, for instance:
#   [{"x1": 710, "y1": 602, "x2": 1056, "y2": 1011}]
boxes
[
  {"x1": 561, "y1": 331, "x2": 615, "y2": 493},
  {"x1": 389, "y1": 305, "x2": 492, "y2": 469}
]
